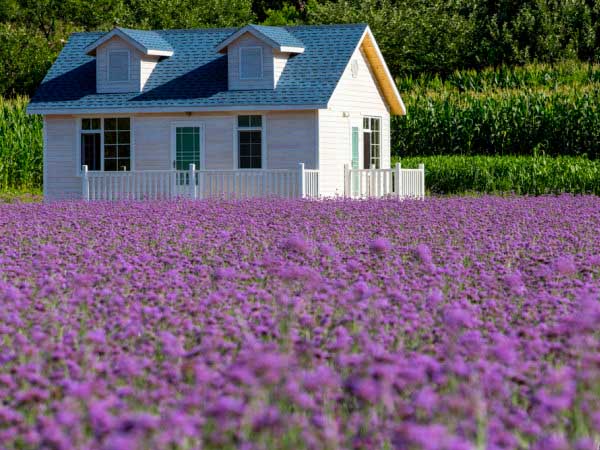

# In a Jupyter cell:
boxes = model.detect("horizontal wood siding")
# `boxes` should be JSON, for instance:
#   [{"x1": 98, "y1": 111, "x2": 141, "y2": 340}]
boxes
[
  {"x1": 266, "y1": 111, "x2": 317, "y2": 170},
  {"x1": 228, "y1": 33, "x2": 274, "y2": 90},
  {"x1": 140, "y1": 56, "x2": 159, "y2": 91},
  {"x1": 273, "y1": 51, "x2": 289, "y2": 88},
  {"x1": 318, "y1": 45, "x2": 391, "y2": 196},
  {"x1": 45, "y1": 116, "x2": 81, "y2": 200},
  {"x1": 134, "y1": 113, "x2": 234, "y2": 171},
  {"x1": 96, "y1": 36, "x2": 142, "y2": 93}
]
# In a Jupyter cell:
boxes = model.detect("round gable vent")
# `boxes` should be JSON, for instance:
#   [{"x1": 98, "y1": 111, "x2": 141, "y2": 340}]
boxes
[{"x1": 351, "y1": 59, "x2": 359, "y2": 78}]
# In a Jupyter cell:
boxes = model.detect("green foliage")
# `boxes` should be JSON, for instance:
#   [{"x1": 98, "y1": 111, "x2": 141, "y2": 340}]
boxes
[
  {"x1": 0, "y1": 96, "x2": 42, "y2": 191},
  {"x1": 0, "y1": 24, "x2": 59, "y2": 97},
  {"x1": 394, "y1": 61, "x2": 600, "y2": 158},
  {"x1": 395, "y1": 155, "x2": 600, "y2": 195}
]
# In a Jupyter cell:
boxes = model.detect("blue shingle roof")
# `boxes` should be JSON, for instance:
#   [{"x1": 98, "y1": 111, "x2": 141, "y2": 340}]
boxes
[
  {"x1": 247, "y1": 24, "x2": 305, "y2": 49},
  {"x1": 116, "y1": 27, "x2": 174, "y2": 53},
  {"x1": 28, "y1": 24, "x2": 367, "y2": 113}
]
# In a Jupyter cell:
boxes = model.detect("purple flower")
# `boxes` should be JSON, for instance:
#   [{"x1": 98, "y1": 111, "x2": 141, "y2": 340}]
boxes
[{"x1": 369, "y1": 237, "x2": 392, "y2": 254}]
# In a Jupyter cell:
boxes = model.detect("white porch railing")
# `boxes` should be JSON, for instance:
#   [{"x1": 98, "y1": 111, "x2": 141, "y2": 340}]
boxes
[
  {"x1": 344, "y1": 163, "x2": 425, "y2": 199},
  {"x1": 81, "y1": 162, "x2": 319, "y2": 201}
]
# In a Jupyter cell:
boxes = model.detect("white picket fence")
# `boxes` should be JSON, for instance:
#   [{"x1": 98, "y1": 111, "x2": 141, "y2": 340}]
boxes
[
  {"x1": 344, "y1": 163, "x2": 425, "y2": 199},
  {"x1": 81, "y1": 162, "x2": 319, "y2": 201}
]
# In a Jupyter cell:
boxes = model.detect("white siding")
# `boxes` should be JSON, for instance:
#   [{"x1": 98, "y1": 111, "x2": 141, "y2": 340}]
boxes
[
  {"x1": 318, "y1": 45, "x2": 391, "y2": 196},
  {"x1": 140, "y1": 56, "x2": 159, "y2": 91},
  {"x1": 228, "y1": 33, "x2": 274, "y2": 90},
  {"x1": 273, "y1": 51, "x2": 289, "y2": 88},
  {"x1": 134, "y1": 113, "x2": 234, "y2": 170},
  {"x1": 43, "y1": 111, "x2": 320, "y2": 200},
  {"x1": 96, "y1": 36, "x2": 142, "y2": 93},
  {"x1": 45, "y1": 116, "x2": 80, "y2": 201},
  {"x1": 266, "y1": 111, "x2": 317, "y2": 169}
]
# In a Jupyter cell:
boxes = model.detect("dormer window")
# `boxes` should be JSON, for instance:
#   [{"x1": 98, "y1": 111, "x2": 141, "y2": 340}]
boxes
[
  {"x1": 108, "y1": 50, "x2": 130, "y2": 82},
  {"x1": 240, "y1": 47, "x2": 263, "y2": 80}
]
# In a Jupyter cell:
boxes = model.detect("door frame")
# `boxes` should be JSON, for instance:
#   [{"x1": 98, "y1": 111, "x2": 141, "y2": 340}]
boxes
[
  {"x1": 349, "y1": 118, "x2": 363, "y2": 169},
  {"x1": 170, "y1": 121, "x2": 206, "y2": 170}
]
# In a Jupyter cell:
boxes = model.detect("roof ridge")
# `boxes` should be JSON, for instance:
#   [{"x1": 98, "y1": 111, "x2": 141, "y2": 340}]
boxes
[{"x1": 68, "y1": 23, "x2": 367, "y2": 36}]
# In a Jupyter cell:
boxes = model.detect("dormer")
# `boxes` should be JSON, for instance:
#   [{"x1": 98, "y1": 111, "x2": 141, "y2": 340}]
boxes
[
  {"x1": 215, "y1": 25, "x2": 304, "y2": 90},
  {"x1": 84, "y1": 27, "x2": 173, "y2": 94}
]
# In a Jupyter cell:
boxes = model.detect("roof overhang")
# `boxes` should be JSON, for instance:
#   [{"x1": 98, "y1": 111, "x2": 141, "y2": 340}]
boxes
[
  {"x1": 347, "y1": 26, "x2": 406, "y2": 116},
  {"x1": 26, "y1": 103, "x2": 326, "y2": 116},
  {"x1": 84, "y1": 28, "x2": 174, "y2": 57},
  {"x1": 215, "y1": 25, "x2": 304, "y2": 54}
]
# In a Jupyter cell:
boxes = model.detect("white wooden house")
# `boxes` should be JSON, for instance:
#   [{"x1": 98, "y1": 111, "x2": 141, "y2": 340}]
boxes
[{"x1": 28, "y1": 23, "x2": 424, "y2": 201}]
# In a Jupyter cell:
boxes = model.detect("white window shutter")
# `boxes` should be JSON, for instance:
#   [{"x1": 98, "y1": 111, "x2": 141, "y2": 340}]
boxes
[{"x1": 240, "y1": 47, "x2": 263, "y2": 80}]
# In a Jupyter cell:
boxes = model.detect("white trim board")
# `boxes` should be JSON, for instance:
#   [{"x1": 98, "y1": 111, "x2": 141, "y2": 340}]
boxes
[{"x1": 27, "y1": 104, "x2": 326, "y2": 116}]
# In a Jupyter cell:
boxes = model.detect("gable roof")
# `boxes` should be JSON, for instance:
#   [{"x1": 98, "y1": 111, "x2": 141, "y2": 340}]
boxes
[
  {"x1": 84, "y1": 27, "x2": 174, "y2": 56},
  {"x1": 27, "y1": 24, "x2": 405, "y2": 115},
  {"x1": 215, "y1": 24, "x2": 305, "y2": 53}
]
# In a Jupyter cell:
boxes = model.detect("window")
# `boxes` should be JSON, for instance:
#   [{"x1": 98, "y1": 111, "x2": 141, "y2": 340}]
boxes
[
  {"x1": 237, "y1": 115, "x2": 262, "y2": 169},
  {"x1": 104, "y1": 118, "x2": 131, "y2": 171},
  {"x1": 81, "y1": 119, "x2": 101, "y2": 171},
  {"x1": 108, "y1": 50, "x2": 130, "y2": 82},
  {"x1": 363, "y1": 117, "x2": 381, "y2": 169},
  {"x1": 239, "y1": 47, "x2": 263, "y2": 80},
  {"x1": 80, "y1": 118, "x2": 131, "y2": 172}
]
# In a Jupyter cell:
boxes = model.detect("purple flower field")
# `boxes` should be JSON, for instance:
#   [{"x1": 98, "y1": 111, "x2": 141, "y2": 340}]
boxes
[{"x1": 1, "y1": 196, "x2": 600, "y2": 449}]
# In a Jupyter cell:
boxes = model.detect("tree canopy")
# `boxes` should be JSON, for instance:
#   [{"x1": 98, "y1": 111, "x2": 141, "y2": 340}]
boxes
[{"x1": 2, "y1": 0, "x2": 600, "y2": 97}]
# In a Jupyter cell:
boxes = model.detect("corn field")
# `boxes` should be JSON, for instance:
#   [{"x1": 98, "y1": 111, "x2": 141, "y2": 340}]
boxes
[
  {"x1": 0, "y1": 96, "x2": 42, "y2": 191},
  {"x1": 397, "y1": 155, "x2": 600, "y2": 195},
  {"x1": 394, "y1": 61, "x2": 600, "y2": 158}
]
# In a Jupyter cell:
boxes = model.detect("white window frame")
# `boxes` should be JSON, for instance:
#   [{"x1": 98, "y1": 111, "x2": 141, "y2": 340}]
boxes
[
  {"x1": 107, "y1": 49, "x2": 131, "y2": 82},
  {"x1": 170, "y1": 121, "x2": 206, "y2": 170},
  {"x1": 239, "y1": 47, "x2": 263, "y2": 81},
  {"x1": 76, "y1": 116, "x2": 135, "y2": 175},
  {"x1": 234, "y1": 114, "x2": 266, "y2": 170},
  {"x1": 363, "y1": 115, "x2": 382, "y2": 170}
]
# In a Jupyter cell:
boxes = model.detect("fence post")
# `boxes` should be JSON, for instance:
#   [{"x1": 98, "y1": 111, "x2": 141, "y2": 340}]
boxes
[
  {"x1": 81, "y1": 165, "x2": 89, "y2": 201},
  {"x1": 298, "y1": 162, "x2": 306, "y2": 198},
  {"x1": 395, "y1": 162, "x2": 402, "y2": 199},
  {"x1": 418, "y1": 163, "x2": 425, "y2": 200},
  {"x1": 189, "y1": 163, "x2": 197, "y2": 200}
]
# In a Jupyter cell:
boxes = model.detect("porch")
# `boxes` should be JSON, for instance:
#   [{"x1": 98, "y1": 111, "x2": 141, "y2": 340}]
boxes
[
  {"x1": 80, "y1": 162, "x2": 425, "y2": 201},
  {"x1": 344, "y1": 163, "x2": 425, "y2": 199},
  {"x1": 81, "y1": 163, "x2": 319, "y2": 201}
]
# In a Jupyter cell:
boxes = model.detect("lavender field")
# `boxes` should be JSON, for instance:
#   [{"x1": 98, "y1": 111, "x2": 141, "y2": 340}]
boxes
[{"x1": 1, "y1": 196, "x2": 599, "y2": 449}]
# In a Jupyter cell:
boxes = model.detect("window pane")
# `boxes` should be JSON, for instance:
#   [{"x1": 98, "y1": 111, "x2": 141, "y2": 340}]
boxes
[
  {"x1": 117, "y1": 159, "x2": 130, "y2": 171},
  {"x1": 108, "y1": 51, "x2": 129, "y2": 82},
  {"x1": 91, "y1": 118, "x2": 101, "y2": 130},
  {"x1": 104, "y1": 159, "x2": 117, "y2": 171},
  {"x1": 118, "y1": 144, "x2": 130, "y2": 158},
  {"x1": 238, "y1": 116, "x2": 250, "y2": 128},
  {"x1": 239, "y1": 157, "x2": 252, "y2": 169},
  {"x1": 239, "y1": 131, "x2": 251, "y2": 144},
  {"x1": 105, "y1": 118, "x2": 117, "y2": 131},
  {"x1": 240, "y1": 47, "x2": 262, "y2": 79},
  {"x1": 250, "y1": 143, "x2": 261, "y2": 157},
  {"x1": 104, "y1": 145, "x2": 117, "y2": 158},
  {"x1": 363, "y1": 118, "x2": 369, "y2": 129},
  {"x1": 104, "y1": 131, "x2": 117, "y2": 145},
  {"x1": 117, "y1": 118, "x2": 130, "y2": 130},
  {"x1": 250, "y1": 115, "x2": 262, "y2": 127},
  {"x1": 251, "y1": 157, "x2": 261, "y2": 169},
  {"x1": 119, "y1": 131, "x2": 130, "y2": 144},
  {"x1": 81, "y1": 133, "x2": 101, "y2": 171},
  {"x1": 239, "y1": 143, "x2": 251, "y2": 157},
  {"x1": 82, "y1": 119, "x2": 91, "y2": 130},
  {"x1": 249, "y1": 131, "x2": 261, "y2": 144}
]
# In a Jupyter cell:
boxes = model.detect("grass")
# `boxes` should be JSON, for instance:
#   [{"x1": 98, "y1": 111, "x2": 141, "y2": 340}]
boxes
[{"x1": 394, "y1": 155, "x2": 600, "y2": 195}]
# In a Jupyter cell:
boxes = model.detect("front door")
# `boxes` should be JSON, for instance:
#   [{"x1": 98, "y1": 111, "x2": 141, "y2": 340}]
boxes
[{"x1": 173, "y1": 125, "x2": 202, "y2": 171}]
